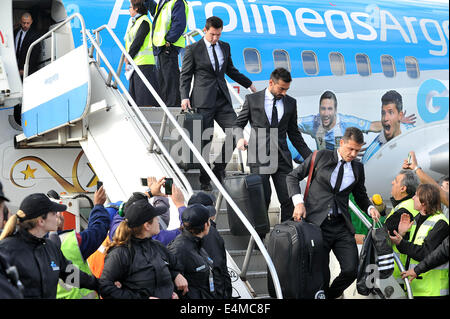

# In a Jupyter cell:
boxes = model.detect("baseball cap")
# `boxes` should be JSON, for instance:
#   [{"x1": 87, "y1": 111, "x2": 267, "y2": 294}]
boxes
[
  {"x1": 188, "y1": 192, "x2": 216, "y2": 217},
  {"x1": 182, "y1": 203, "x2": 211, "y2": 228},
  {"x1": 18, "y1": 193, "x2": 67, "y2": 221},
  {"x1": 124, "y1": 198, "x2": 163, "y2": 228},
  {"x1": 0, "y1": 181, "x2": 9, "y2": 202}
]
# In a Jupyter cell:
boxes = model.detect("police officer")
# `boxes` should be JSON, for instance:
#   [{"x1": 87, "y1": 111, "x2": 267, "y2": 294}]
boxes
[
  {"x1": 0, "y1": 193, "x2": 99, "y2": 298},
  {"x1": 168, "y1": 203, "x2": 217, "y2": 299}
]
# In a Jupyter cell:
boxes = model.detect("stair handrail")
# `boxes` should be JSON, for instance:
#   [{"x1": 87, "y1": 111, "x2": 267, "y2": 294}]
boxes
[
  {"x1": 84, "y1": 28, "x2": 193, "y2": 198},
  {"x1": 349, "y1": 200, "x2": 413, "y2": 299},
  {"x1": 90, "y1": 24, "x2": 283, "y2": 299}
]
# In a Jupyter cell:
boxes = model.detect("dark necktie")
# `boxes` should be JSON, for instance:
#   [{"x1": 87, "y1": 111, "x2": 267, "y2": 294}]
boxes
[
  {"x1": 211, "y1": 43, "x2": 219, "y2": 74},
  {"x1": 271, "y1": 98, "x2": 278, "y2": 127},
  {"x1": 16, "y1": 31, "x2": 23, "y2": 58},
  {"x1": 332, "y1": 160, "x2": 346, "y2": 215}
]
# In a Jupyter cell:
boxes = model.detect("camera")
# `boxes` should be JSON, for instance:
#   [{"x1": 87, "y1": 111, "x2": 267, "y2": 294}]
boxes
[{"x1": 164, "y1": 178, "x2": 173, "y2": 195}]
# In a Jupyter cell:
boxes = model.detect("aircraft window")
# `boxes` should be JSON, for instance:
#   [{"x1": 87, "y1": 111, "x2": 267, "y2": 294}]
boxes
[
  {"x1": 405, "y1": 56, "x2": 420, "y2": 79},
  {"x1": 355, "y1": 53, "x2": 371, "y2": 77},
  {"x1": 273, "y1": 50, "x2": 291, "y2": 72},
  {"x1": 301, "y1": 51, "x2": 319, "y2": 75},
  {"x1": 329, "y1": 52, "x2": 345, "y2": 76},
  {"x1": 243, "y1": 48, "x2": 262, "y2": 73},
  {"x1": 381, "y1": 55, "x2": 396, "y2": 78}
]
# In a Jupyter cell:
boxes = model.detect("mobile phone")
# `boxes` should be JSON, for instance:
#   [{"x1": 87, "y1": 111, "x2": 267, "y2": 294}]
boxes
[
  {"x1": 97, "y1": 181, "x2": 103, "y2": 190},
  {"x1": 407, "y1": 153, "x2": 412, "y2": 164},
  {"x1": 164, "y1": 178, "x2": 173, "y2": 195}
]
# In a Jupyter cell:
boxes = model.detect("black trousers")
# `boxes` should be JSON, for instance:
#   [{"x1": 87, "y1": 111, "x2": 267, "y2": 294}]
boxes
[
  {"x1": 197, "y1": 89, "x2": 237, "y2": 184},
  {"x1": 250, "y1": 163, "x2": 294, "y2": 223},
  {"x1": 156, "y1": 47, "x2": 181, "y2": 107},
  {"x1": 320, "y1": 215, "x2": 359, "y2": 299}
]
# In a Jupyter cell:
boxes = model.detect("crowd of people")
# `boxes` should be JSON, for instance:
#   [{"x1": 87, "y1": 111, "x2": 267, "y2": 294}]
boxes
[{"x1": 4, "y1": 0, "x2": 448, "y2": 300}]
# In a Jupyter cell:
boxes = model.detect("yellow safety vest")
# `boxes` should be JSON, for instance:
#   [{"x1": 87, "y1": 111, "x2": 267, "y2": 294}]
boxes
[
  {"x1": 385, "y1": 198, "x2": 419, "y2": 281},
  {"x1": 407, "y1": 213, "x2": 449, "y2": 297},
  {"x1": 125, "y1": 14, "x2": 155, "y2": 65},
  {"x1": 152, "y1": 0, "x2": 188, "y2": 48},
  {"x1": 56, "y1": 230, "x2": 99, "y2": 299}
]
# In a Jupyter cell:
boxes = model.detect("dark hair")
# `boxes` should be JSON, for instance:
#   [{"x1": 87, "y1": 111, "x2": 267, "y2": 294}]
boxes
[
  {"x1": 182, "y1": 221, "x2": 208, "y2": 235},
  {"x1": 320, "y1": 91, "x2": 337, "y2": 109},
  {"x1": 131, "y1": 0, "x2": 147, "y2": 15},
  {"x1": 342, "y1": 127, "x2": 364, "y2": 145},
  {"x1": 438, "y1": 175, "x2": 449, "y2": 185},
  {"x1": 381, "y1": 90, "x2": 403, "y2": 112},
  {"x1": 398, "y1": 170, "x2": 420, "y2": 197},
  {"x1": 416, "y1": 183, "x2": 441, "y2": 215},
  {"x1": 2, "y1": 205, "x2": 8, "y2": 222},
  {"x1": 205, "y1": 16, "x2": 223, "y2": 30},
  {"x1": 270, "y1": 67, "x2": 292, "y2": 83}
]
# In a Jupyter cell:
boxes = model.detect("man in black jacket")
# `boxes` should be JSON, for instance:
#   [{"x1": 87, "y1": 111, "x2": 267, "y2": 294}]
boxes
[
  {"x1": 14, "y1": 12, "x2": 41, "y2": 78},
  {"x1": 180, "y1": 16, "x2": 256, "y2": 191},
  {"x1": 287, "y1": 127, "x2": 380, "y2": 299},
  {"x1": 235, "y1": 68, "x2": 312, "y2": 222}
]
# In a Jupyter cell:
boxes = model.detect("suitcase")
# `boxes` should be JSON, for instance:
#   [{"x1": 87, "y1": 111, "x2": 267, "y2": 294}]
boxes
[
  {"x1": 267, "y1": 219, "x2": 326, "y2": 299},
  {"x1": 171, "y1": 109, "x2": 203, "y2": 171},
  {"x1": 223, "y1": 173, "x2": 269, "y2": 236}
]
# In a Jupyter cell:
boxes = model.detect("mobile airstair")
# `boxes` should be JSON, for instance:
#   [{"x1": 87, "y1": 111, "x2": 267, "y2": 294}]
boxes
[
  {"x1": 14, "y1": 14, "x2": 412, "y2": 300},
  {"x1": 14, "y1": 13, "x2": 282, "y2": 299}
]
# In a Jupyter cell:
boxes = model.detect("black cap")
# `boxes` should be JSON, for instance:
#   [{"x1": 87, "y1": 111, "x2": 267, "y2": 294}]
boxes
[
  {"x1": 188, "y1": 192, "x2": 216, "y2": 217},
  {"x1": 124, "y1": 198, "x2": 163, "y2": 228},
  {"x1": 0, "y1": 181, "x2": 9, "y2": 202},
  {"x1": 19, "y1": 193, "x2": 67, "y2": 221},
  {"x1": 182, "y1": 203, "x2": 211, "y2": 228}
]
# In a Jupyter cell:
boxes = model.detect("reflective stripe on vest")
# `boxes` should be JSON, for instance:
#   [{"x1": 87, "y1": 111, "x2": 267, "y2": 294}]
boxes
[
  {"x1": 56, "y1": 230, "x2": 99, "y2": 299},
  {"x1": 409, "y1": 213, "x2": 449, "y2": 297},
  {"x1": 125, "y1": 15, "x2": 155, "y2": 65},
  {"x1": 385, "y1": 198, "x2": 419, "y2": 281},
  {"x1": 152, "y1": 0, "x2": 188, "y2": 48}
]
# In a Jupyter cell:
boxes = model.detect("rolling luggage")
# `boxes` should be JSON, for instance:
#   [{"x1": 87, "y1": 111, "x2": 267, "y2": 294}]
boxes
[
  {"x1": 171, "y1": 109, "x2": 203, "y2": 170},
  {"x1": 223, "y1": 173, "x2": 269, "y2": 236},
  {"x1": 267, "y1": 219, "x2": 326, "y2": 299}
]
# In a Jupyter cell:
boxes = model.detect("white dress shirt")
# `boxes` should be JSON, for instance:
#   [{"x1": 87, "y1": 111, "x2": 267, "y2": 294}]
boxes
[
  {"x1": 264, "y1": 88, "x2": 284, "y2": 124},
  {"x1": 203, "y1": 38, "x2": 224, "y2": 72},
  {"x1": 15, "y1": 29, "x2": 28, "y2": 51},
  {"x1": 292, "y1": 151, "x2": 375, "y2": 215}
]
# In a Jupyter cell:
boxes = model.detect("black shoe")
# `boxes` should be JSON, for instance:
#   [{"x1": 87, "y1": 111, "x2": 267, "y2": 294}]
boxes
[
  {"x1": 213, "y1": 169, "x2": 226, "y2": 184},
  {"x1": 200, "y1": 182, "x2": 213, "y2": 192}
]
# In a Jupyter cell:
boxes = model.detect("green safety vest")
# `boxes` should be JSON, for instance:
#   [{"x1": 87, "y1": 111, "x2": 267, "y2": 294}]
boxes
[
  {"x1": 152, "y1": 0, "x2": 188, "y2": 48},
  {"x1": 384, "y1": 198, "x2": 420, "y2": 281},
  {"x1": 56, "y1": 230, "x2": 98, "y2": 299},
  {"x1": 125, "y1": 15, "x2": 155, "y2": 66},
  {"x1": 407, "y1": 213, "x2": 449, "y2": 297}
]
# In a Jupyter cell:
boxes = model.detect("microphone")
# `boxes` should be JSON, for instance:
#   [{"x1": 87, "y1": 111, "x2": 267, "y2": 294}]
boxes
[{"x1": 372, "y1": 194, "x2": 386, "y2": 215}]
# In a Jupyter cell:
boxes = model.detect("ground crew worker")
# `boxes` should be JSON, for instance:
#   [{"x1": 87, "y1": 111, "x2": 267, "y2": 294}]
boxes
[
  {"x1": 145, "y1": 0, "x2": 188, "y2": 107},
  {"x1": 52, "y1": 186, "x2": 110, "y2": 299},
  {"x1": 383, "y1": 170, "x2": 420, "y2": 281},
  {"x1": 125, "y1": 0, "x2": 160, "y2": 107},
  {"x1": 390, "y1": 184, "x2": 449, "y2": 298}
]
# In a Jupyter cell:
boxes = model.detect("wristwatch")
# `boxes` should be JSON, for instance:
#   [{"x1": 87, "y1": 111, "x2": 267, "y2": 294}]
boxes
[
  {"x1": 146, "y1": 188, "x2": 153, "y2": 198},
  {"x1": 413, "y1": 166, "x2": 421, "y2": 173}
]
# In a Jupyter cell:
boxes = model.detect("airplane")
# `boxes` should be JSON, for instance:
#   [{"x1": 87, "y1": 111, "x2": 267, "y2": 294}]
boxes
[{"x1": 0, "y1": 0, "x2": 448, "y2": 299}]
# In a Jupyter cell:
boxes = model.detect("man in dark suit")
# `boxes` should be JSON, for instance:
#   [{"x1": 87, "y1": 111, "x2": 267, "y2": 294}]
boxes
[
  {"x1": 180, "y1": 16, "x2": 256, "y2": 191},
  {"x1": 234, "y1": 68, "x2": 312, "y2": 222},
  {"x1": 286, "y1": 127, "x2": 381, "y2": 299},
  {"x1": 14, "y1": 12, "x2": 41, "y2": 78}
]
